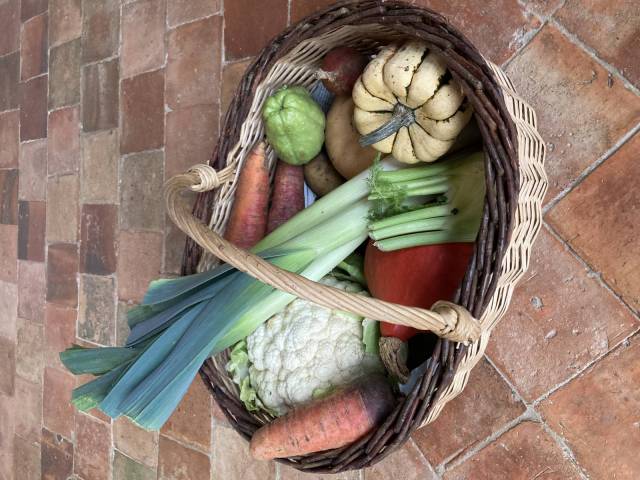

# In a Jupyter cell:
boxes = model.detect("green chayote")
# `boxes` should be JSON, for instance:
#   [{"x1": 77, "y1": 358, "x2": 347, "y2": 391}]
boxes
[{"x1": 262, "y1": 86, "x2": 325, "y2": 165}]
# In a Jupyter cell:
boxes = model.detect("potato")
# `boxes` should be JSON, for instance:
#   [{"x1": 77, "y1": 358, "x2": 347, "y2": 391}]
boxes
[
  {"x1": 304, "y1": 151, "x2": 345, "y2": 197},
  {"x1": 325, "y1": 96, "x2": 378, "y2": 179}
]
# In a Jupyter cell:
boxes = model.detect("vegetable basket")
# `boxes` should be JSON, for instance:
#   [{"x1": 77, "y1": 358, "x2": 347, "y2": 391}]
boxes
[{"x1": 167, "y1": 0, "x2": 547, "y2": 473}]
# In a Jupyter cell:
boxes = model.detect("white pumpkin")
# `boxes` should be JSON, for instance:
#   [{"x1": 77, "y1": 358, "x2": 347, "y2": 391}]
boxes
[{"x1": 352, "y1": 41, "x2": 473, "y2": 164}]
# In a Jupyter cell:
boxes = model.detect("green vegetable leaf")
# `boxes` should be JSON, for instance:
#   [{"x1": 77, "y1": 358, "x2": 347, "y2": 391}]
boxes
[
  {"x1": 226, "y1": 340, "x2": 277, "y2": 416},
  {"x1": 71, "y1": 363, "x2": 132, "y2": 412},
  {"x1": 332, "y1": 253, "x2": 366, "y2": 286},
  {"x1": 226, "y1": 340, "x2": 250, "y2": 385},
  {"x1": 60, "y1": 345, "x2": 141, "y2": 376},
  {"x1": 362, "y1": 319, "x2": 380, "y2": 356}
]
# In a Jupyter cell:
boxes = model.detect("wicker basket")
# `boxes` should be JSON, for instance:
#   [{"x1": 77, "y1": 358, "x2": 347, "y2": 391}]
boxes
[{"x1": 165, "y1": 0, "x2": 547, "y2": 473}]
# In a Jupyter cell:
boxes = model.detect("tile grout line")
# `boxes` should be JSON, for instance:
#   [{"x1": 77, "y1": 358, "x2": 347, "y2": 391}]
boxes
[
  {"x1": 516, "y1": 0, "x2": 638, "y2": 97},
  {"x1": 0, "y1": 49, "x2": 20, "y2": 60},
  {"x1": 516, "y1": 0, "x2": 567, "y2": 19},
  {"x1": 543, "y1": 222, "x2": 640, "y2": 320},
  {"x1": 435, "y1": 408, "x2": 538, "y2": 475},
  {"x1": 501, "y1": 19, "x2": 546, "y2": 70},
  {"x1": 482, "y1": 356, "x2": 589, "y2": 480},
  {"x1": 159, "y1": 429, "x2": 214, "y2": 458},
  {"x1": 160, "y1": 0, "x2": 170, "y2": 276},
  {"x1": 219, "y1": 0, "x2": 228, "y2": 134},
  {"x1": 543, "y1": 121, "x2": 640, "y2": 214},
  {"x1": 482, "y1": 354, "x2": 528, "y2": 405},
  {"x1": 504, "y1": 0, "x2": 567, "y2": 70},
  {"x1": 540, "y1": 425, "x2": 591, "y2": 479},
  {"x1": 82, "y1": 52, "x2": 120, "y2": 69},
  {"x1": 532, "y1": 410, "x2": 591, "y2": 480},
  {"x1": 38, "y1": 5, "x2": 53, "y2": 472},
  {"x1": 119, "y1": 64, "x2": 166, "y2": 82},
  {"x1": 444, "y1": 315, "x2": 638, "y2": 476},
  {"x1": 406, "y1": 437, "x2": 439, "y2": 479},
  {"x1": 529, "y1": 332, "x2": 639, "y2": 412},
  {"x1": 548, "y1": 18, "x2": 640, "y2": 96},
  {"x1": 47, "y1": 102, "x2": 81, "y2": 115},
  {"x1": 166, "y1": 12, "x2": 221, "y2": 31},
  {"x1": 223, "y1": 56, "x2": 252, "y2": 66}
]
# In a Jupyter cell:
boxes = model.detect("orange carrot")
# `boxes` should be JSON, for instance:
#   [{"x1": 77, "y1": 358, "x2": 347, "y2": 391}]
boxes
[
  {"x1": 266, "y1": 160, "x2": 305, "y2": 233},
  {"x1": 224, "y1": 141, "x2": 270, "y2": 250},
  {"x1": 250, "y1": 375, "x2": 395, "y2": 460}
]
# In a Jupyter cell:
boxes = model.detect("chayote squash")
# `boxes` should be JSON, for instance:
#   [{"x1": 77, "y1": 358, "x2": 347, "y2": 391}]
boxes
[{"x1": 262, "y1": 86, "x2": 325, "y2": 166}]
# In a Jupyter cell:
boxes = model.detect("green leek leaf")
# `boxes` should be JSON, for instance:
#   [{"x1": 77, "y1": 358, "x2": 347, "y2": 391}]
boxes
[
  {"x1": 60, "y1": 345, "x2": 140, "y2": 376},
  {"x1": 99, "y1": 301, "x2": 208, "y2": 418},
  {"x1": 71, "y1": 363, "x2": 132, "y2": 412}
]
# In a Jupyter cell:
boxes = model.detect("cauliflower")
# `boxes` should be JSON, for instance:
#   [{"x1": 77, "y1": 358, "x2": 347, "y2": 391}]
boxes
[{"x1": 227, "y1": 275, "x2": 382, "y2": 415}]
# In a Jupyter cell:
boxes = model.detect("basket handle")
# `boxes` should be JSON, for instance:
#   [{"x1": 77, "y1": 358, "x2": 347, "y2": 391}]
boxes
[{"x1": 165, "y1": 164, "x2": 482, "y2": 344}]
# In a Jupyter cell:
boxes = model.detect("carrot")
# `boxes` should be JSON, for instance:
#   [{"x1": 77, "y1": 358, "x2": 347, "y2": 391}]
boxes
[
  {"x1": 250, "y1": 375, "x2": 395, "y2": 460},
  {"x1": 223, "y1": 141, "x2": 270, "y2": 250},
  {"x1": 266, "y1": 160, "x2": 305, "y2": 233}
]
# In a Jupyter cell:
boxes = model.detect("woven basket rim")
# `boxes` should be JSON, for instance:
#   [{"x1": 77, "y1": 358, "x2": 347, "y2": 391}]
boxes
[{"x1": 176, "y1": 0, "x2": 547, "y2": 473}]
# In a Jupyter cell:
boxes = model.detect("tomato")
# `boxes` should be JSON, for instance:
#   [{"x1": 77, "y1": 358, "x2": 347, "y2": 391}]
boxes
[{"x1": 364, "y1": 240, "x2": 474, "y2": 340}]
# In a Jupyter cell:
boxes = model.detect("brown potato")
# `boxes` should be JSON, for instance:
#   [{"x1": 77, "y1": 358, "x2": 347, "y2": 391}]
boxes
[
  {"x1": 325, "y1": 96, "x2": 378, "y2": 179},
  {"x1": 304, "y1": 151, "x2": 345, "y2": 197}
]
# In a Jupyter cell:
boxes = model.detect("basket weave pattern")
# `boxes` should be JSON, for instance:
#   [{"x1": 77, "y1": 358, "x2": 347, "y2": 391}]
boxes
[{"x1": 171, "y1": 1, "x2": 547, "y2": 473}]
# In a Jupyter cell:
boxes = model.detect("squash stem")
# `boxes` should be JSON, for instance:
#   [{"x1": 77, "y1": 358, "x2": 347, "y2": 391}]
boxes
[{"x1": 359, "y1": 103, "x2": 415, "y2": 147}]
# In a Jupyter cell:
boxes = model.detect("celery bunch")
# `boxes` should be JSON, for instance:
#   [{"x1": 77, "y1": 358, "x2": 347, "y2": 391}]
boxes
[{"x1": 368, "y1": 151, "x2": 486, "y2": 251}]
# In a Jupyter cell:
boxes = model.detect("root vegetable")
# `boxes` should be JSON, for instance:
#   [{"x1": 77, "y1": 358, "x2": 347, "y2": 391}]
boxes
[
  {"x1": 223, "y1": 141, "x2": 270, "y2": 249},
  {"x1": 303, "y1": 151, "x2": 345, "y2": 197},
  {"x1": 319, "y1": 46, "x2": 368, "y2": 96},
  {"x1": 267, "y1": 161, "x2": 305, "y2": 233},
  {"x1": 326, "y1": 96, "x2": 378, "y2": 179},
  {"x1": 250, "y1": 375, "x2": 395, "y2": 460}
]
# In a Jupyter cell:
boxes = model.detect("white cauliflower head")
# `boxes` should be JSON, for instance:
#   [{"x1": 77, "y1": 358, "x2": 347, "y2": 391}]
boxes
[{"x1": 244, "y1": 275, "x2": 382, "y2": 415}]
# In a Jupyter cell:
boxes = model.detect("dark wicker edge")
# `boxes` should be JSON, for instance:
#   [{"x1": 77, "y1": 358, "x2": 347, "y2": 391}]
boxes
[{"x1": 182, "y1": 0, "x2": 519, "y2": 472}]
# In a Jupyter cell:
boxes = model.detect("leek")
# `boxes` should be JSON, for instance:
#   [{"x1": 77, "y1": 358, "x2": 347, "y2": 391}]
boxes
[{"x1": 60, "y1": 160, "x2": 394, "y2": 430}]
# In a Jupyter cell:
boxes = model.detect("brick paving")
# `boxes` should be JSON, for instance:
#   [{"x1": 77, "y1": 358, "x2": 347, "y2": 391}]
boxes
[{"x1": 0, "y1": 1, "x2": 638, "y2": 479}]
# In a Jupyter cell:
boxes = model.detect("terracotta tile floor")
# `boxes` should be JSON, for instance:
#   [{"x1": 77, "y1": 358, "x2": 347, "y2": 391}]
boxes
[{"x1": 0, "y1": 0, "x2": 638, "y2": 479}]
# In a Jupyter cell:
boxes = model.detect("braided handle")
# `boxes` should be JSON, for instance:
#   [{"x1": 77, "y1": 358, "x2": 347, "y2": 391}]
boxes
[{"x1": 165, "y1": 165, "x2": 482, "y2": 344}]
